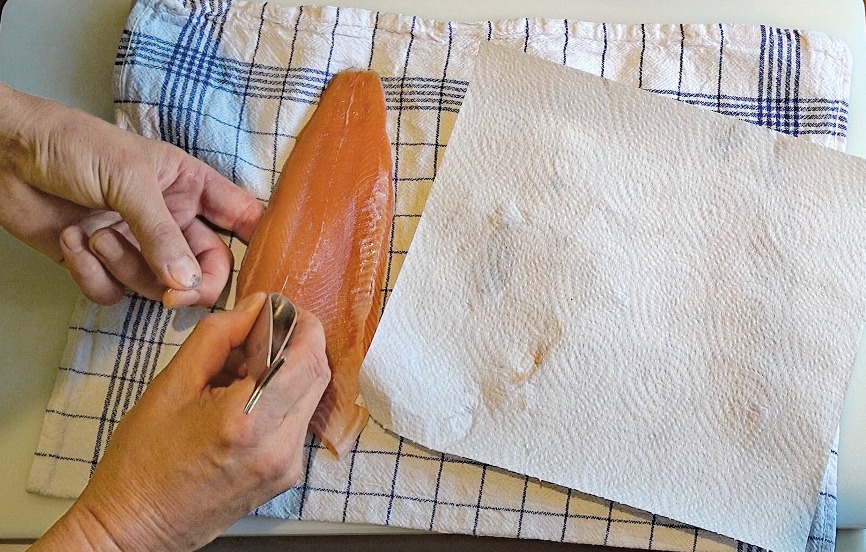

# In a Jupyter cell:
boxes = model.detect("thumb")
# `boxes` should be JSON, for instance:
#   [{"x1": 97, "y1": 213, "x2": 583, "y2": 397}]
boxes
[
  {"x1": 224, "y1": 308, "x2": 330, "y2": 420},
  {"x1": 112, "y1": 182, "x2": 201, "y2": 291},
  {"x1": 167, "y1": 292, "x2": 267, "y2": 392}
]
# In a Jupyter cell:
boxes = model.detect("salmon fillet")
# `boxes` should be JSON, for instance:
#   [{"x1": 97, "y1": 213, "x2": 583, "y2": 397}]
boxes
[{"x1": 236, "y1": 71, "x2": 394, "y2": 458}]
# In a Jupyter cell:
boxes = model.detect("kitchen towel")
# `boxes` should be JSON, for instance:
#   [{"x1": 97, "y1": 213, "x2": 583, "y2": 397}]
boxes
[
  {"x1": 27, "y1": 0, "x2": 852, "y2": 550},
  {"x1": 359, "y1": 42, "x2": 866, "y2": 552}
]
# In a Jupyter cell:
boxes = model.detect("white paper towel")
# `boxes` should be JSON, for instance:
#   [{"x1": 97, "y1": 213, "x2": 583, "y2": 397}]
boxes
[{"x1": 360, "y1": 43, "x2": 866, "y2": 552}]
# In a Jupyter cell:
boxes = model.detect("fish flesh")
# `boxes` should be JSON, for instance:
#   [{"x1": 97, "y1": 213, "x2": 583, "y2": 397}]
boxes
[{"x1": 236, "y1": 71, "x2": 394, "y2": 458}]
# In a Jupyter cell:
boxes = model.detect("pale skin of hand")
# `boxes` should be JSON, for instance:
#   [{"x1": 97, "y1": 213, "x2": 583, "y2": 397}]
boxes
[
  {"x1": 29, "y1": 292, "x2": 331, "y2": 552},
  {"x1": 0, "y1": 86, "x2": 328, "y2": 549},
  {"x1": 0, "y1": 83, "x2": 264, "y2": 308}
]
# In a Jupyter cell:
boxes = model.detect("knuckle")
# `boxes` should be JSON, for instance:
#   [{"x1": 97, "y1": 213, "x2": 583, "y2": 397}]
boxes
[
  {"x1": 85, "y1": 286, "x2": 124, "y2": 306},
  {"x1": 283, "y1": 310, "x2": 330, "y2": 390},
  {"x1": 293, "y1": 345, "x2": 330, "y2": 394},
  {"x1": 305, "y1": 312, "x2": 326, "y2": 339},
  {"x1": 65, "y1": 258, "x2": 124, "y2": 306},
  {"x1": 236, "y1": 199, "x2": 265, "y2": 238},
  {"x1": 59, "y1": 226, "x2": 80, "y2": 248},
  {"x1": 175, "y1": 156, "x2": 207, "y2": 188},
  {"x1": 310, "y1": 351, "x2": 331, "y2": 389},
  {"x1": 217, "y1": 412, "x2": 256, "y2": 450},
  {"x1": 68, "y1": 255, "x2": 99, "y2": 281},
  {"x1": 303, "y1": 318, "x2": 329, "y2": 379},
  {"x1": 105, "y1": 163, "x2": 150, "y2": 203},
  {"x1": 147, "y1": 218, "x2": 183, "y2": 249}
]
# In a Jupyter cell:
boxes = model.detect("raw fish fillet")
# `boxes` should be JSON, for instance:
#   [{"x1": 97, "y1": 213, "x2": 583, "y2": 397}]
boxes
[{"x1": 236, "y1": 71, "x2": 394, "y2": 458}]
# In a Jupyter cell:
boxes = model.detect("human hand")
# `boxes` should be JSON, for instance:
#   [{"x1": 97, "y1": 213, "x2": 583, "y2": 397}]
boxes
[
  {"x1": 0, "y1": 84, "x2": 264, "y2": 308},
  {"x1": 31, "y1": 292, "x2": 330, "y2": 552}
]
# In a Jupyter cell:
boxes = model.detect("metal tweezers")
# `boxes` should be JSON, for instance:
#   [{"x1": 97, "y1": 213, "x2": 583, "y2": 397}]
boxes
[{"x1": 243, "y1": 293, "x2": 299, "y2": 414}]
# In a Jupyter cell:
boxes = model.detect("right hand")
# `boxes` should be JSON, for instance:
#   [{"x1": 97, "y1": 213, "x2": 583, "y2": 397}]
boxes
[{"x1": 30, "y1": 292, "x2": 331, "y2": 552}]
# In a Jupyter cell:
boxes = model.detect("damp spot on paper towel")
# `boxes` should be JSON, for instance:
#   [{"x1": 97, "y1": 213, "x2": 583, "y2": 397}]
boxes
[
  {"x1": 533, "y1": 345, "x2": 545, "y2": 366},
  {"x1": 473, "y1": 241, "x2": 514, "y2": 296},
  {"x1": 511, "y1": 344, "x2": 546, "y2": 385},
  {"x1": 475, "y1": 315, "x2": 564, "y2": 402},
  {"x1": 514, "y1": 318, "x2": 563, "y2": 384},
  {"x1": 473, "y1": 206, "x2": 525, "y2": 297},
  {"x1": 747, "y1": 403, "x2": 770, "y2": 422},
  {"x1": 480, "y1": 360, "x2": 513, "y2": 412}
]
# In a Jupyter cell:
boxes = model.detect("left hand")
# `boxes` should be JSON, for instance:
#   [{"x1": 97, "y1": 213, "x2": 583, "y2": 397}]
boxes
[{"x1": 0, "y1": 84, "x2": 264, "y2": 308}]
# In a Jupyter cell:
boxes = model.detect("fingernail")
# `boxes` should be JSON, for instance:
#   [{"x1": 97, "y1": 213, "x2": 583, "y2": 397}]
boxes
[
  {"x1": 60, "y1": 227, "x2": 84, "y2": 254},
  {"x1": 168, "y1": 256, "x2": 201, "y2": 290},
  {"x1": 234, "y1": 292, "x2": 264, "y2": 313},
  {"x1": 90, "y1": 231, "x2": 122, "y2": 262},
  {"x1": 163, "y1": 288, "x2": 200, "y2": 309}
]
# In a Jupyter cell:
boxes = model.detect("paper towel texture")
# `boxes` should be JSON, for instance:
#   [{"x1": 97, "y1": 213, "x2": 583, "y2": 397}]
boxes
[{"x1": 360, "y1": 43, "x2": 866, "y2": 552}]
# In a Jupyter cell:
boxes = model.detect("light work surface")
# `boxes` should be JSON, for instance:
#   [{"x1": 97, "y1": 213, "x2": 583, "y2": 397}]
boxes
[{"x1": 0, "y1": 0, "x2": 865, "y2": 545}]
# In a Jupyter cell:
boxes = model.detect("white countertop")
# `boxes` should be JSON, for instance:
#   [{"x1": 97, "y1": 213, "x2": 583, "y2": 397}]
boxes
[{"x1": 1, "y1": 0, "x2": 865, "y2": 542}]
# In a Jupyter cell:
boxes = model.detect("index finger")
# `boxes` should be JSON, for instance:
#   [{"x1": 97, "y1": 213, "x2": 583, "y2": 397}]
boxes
[
  {"x1": 191, "y1": 159, "x2": 265, "y2": 242},
  {"x1": 233, "y1": 308, "x2": 330, "y2": 425}
]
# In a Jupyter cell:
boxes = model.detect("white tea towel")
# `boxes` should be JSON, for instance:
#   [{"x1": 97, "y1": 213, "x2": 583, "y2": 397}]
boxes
[
  {"x1": 28, "y1": 1, "x2": 851, "y2": 550},
  {"x1": 360, "y1": 43, "x2": 866, "y2": 552}
]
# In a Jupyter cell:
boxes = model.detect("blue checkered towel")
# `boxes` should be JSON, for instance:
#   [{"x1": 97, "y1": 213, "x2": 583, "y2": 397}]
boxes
[{"x1": 28, "y1": 1, "x2": 850, "y2": 550}]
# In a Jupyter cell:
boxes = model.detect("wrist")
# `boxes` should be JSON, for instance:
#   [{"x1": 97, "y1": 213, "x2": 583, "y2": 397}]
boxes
[
  {"x1": 29, "y1": 500, "x2": 124, "y2": 552},
  {"x1": 0, "y1": 84, "x2": 69, "y2": 243},
  {"x1": 30, "y1": 493, "x2": 181, "y2": 552},
  {"x1": 0, "y1": 83, "x2": 41, "y2": 184}
]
